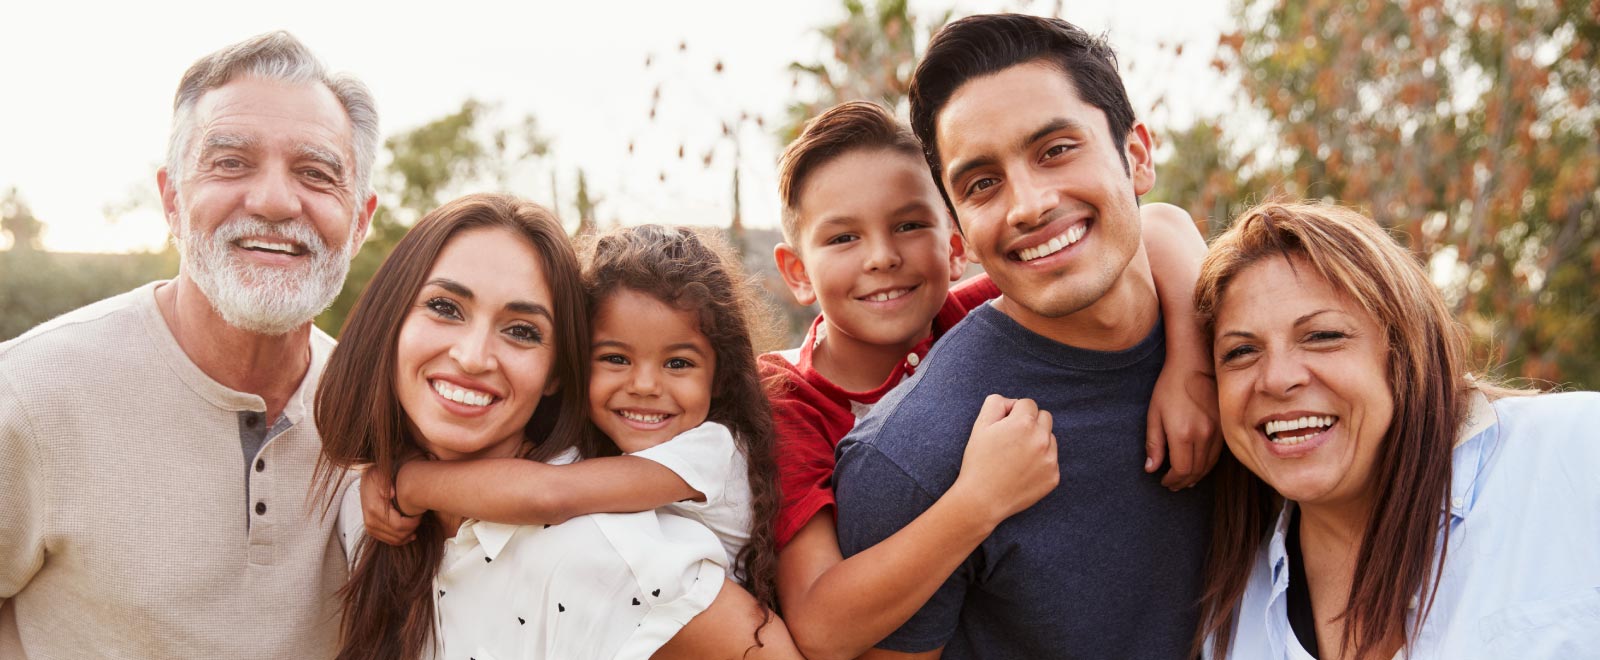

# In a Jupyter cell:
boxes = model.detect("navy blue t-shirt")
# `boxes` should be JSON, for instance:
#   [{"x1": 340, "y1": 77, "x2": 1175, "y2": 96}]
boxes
[{"x1": 834, "y1": 302, "x2": 1211, "y2": 659}]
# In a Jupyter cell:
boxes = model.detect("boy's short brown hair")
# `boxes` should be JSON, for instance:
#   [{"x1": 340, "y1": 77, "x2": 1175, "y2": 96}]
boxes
[{"x1": 777, "y1": 101, "x2": 925, "y2": 244}]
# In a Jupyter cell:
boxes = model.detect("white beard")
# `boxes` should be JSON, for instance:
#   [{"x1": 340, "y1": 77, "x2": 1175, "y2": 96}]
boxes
[{"x1": 178, "y1": 213, "x2": 353, "y2": 336}]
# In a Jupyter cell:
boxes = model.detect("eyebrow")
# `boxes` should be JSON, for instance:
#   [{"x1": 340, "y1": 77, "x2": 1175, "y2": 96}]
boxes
[
  {"x1": 198, "y1": 132, "x2": 257, "y2": 157},
  {"x1": 295, "y1": 143, "x2": 347, "y2": 180},
  {"x1": 944, "y1": 118, "x2": 1086, "y2": 190},
  {"x1": 592, "y1": 339, "x2": 709, "y2": 358},
  {"x1": 424, "y1": 278, "x2": 552, "y2": 319},
  {"x1": 1216, "y1": 309, "x2": 1342, "y2": 340}
]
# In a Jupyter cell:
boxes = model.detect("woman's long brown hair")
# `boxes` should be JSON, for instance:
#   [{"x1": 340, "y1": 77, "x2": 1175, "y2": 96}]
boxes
[
  {"x1": 581, "y1": 224, "x2": 785, "y2": 646},
  {"x1": 313, "y1": 193, "x2": 593, "y2": 660},
  {"x1": 1191, "y1": 202, "x2": 1472, "y2": 659}
]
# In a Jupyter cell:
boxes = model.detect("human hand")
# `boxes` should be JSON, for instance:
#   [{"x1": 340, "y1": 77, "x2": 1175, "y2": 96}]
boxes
[
  {"x1": 1145, "y1": 365, "x2": 1221, "y2": 490},
  {"x1": 952, "y1": 394, "x2": 1060, "y2": 525},
  {"x1": 360, "y1": 462, "x2": 420, "y2": 545}
]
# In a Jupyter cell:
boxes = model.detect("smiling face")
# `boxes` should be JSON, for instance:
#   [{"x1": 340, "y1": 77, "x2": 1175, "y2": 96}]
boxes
[
  {"x1": 587, "y1": 289, "x2": 716, "y2": 453},
  {"x1": 394, "y1": 227, "x2": 560, "y2": 461},
  {"x1": 161, "y1": 75, "x2": 374, "y2": 334},
  {"x1": 778, "y1": 148, "x2": 966, "y2": 354},
  {"x1": 1213, "y1": 255, "x2": 1394, "y2": 510},
  {"x1": 934, "y1": 60, "x2": 1153, "y2": 329}
]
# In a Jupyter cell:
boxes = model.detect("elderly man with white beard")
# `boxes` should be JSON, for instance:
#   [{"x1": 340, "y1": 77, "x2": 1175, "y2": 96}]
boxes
[{"x1": 0, "y1": 32, "x2": 377, "y2": 658}]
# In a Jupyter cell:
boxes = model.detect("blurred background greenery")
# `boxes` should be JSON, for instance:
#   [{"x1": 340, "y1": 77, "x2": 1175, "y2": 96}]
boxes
[{"x1": 3, "y1": 0, "x2": 1596, "y2": 389}]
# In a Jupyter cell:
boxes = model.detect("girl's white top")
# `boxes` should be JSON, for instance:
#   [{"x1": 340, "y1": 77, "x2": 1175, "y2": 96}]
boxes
[
  {"x1": 630, "y1": 420, "x2": 753, "y2": 575},
  {"x1": 339, "y1": 449, "x2": 727, "y2": 660}
]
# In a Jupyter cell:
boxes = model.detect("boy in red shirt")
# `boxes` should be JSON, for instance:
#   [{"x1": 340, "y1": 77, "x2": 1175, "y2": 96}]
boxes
[{"x1": 764, "y1": 101, "x2": 1216, "y2": 659}]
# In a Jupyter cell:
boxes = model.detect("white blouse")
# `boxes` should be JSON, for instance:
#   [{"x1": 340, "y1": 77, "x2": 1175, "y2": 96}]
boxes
[
  {"x1": 631, "y1": 421, "x2": 752, "y2": 572},
  {"x1": 338, "y1": 456, "x2": 728, "y2": 660}
]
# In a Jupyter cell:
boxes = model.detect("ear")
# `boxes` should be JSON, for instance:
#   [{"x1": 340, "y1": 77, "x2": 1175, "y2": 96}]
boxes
[
  {"x1": 1125, "y1": 122, "x2": 1156, "y2": 196},
  {"x1": 946, "y1": 225, "x2": 968, "y2": 282},
  {"x1": 351, "y1": 193, "x2": 378, "y2": 252},
  {"x1": 543, "y1": 377, "x2": 561, "y2": 397},
  {"x1": 157, "y1": 167, "x2": 181, "y2": 236},
  {"x1": 773, "y1": 242, "x2": 817, "y2": 306}
]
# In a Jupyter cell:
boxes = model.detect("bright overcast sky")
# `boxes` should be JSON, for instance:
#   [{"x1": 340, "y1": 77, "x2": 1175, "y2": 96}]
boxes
[{"x1": 0, "y1": 0, "x2": 1230, "y2": 253}]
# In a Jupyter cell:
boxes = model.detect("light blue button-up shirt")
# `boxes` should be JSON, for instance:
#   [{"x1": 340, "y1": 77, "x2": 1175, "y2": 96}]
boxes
[{"x1": 1217, "y1": 391, "x2": 1600, "y2": 659}]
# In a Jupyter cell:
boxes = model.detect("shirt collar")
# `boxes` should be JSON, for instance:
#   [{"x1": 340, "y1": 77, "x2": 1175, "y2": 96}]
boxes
[
  {"x1": 1448, "y1": 388, "x2": 1499, "y2": 522},
  {"x1": 455, "y1": 519, "x2": 520, "y2": 561}
]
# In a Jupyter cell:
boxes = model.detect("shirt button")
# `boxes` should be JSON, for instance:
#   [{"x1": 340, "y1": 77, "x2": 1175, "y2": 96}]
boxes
[
  {"x1": 255, "y1": 501, "x2": 267, "y2": 515},
  {"x1": 1408, "y1": 595, "x2": 1419, "y2": 610},
  {"x1": 244, "y1": 413, "x2": 260, "y2": 428},
  {"x1": 255, "y1": 458, "x2": 265, "y2": 472},
  {"x1": 907, "y1": 353, "x2": 921, "y2": 367},
  {"x1": 1451, "y1": 496, "x2": 1464, "y2": 508}
]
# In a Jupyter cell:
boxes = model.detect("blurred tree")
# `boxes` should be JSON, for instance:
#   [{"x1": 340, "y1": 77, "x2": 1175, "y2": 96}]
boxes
[
  {"x1": 316, "y1": 99, "x2": 553, "y2": 336},
  {"x1": 781, "y1": 0, "x2": 952, "y2": 143},
  {"x1": 1175, "y1": 0, "x2": 1599, "y2": 387},
  {"x1": 2, "y1": 187, "x2": 43, "y2": 251}
]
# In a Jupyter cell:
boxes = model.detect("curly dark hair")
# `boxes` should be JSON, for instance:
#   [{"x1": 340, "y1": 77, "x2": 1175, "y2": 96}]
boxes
[{"x1": 580, "y1": 224, "x2": 784, "y2": 644}]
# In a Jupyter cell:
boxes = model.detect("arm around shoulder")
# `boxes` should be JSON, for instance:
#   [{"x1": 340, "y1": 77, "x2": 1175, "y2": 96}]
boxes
[
  {"x1": 397, "y1": 454, "x2": 700, "y2": 525},
  {"x1": 0, "y1": 372, "x2": 49, "y2": 598}
]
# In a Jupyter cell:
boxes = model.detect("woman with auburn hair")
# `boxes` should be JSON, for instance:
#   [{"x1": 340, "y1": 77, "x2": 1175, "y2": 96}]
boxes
[
  {"x1": 314, "y1": 193, "x2": 795, "y2": 660},
  {"x1": 1192, "y1": 202, "x2": 1600, "y2": 659}
]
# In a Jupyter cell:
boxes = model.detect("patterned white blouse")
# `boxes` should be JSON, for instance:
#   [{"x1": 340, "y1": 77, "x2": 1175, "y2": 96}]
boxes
[{"x1": 339, "y1": 453, "x2": 728, "y2": 660}]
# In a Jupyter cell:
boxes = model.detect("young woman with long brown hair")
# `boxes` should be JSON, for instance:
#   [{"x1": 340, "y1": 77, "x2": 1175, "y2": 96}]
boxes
[
  {"x1": 1193, "y1": 202, "x2": 1600, "y2": 659},
  {"x1": 315, "y1": 194, "x2": 798, "y2": 660}
]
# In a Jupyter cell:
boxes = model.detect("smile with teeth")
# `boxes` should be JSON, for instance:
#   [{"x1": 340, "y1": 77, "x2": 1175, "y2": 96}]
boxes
[
  {"x1": 431, "y1": 379, "x2": 496, "y2": 407},
  {"x1": 237, "y1": 238, "x2": 306, "y2": 256},
  {"x1": 860, "y1": 287, "x2": 914, "y2": 303},
  {"x1": 618, "y1": 410, "x2": 670, "y2": 424},
  {"x1": 1016, "y1": 224, "x2": 1087, "y2": 262},
  {"x1": 1262, "y1": 415, "x2": 1336, "y2": 445}
]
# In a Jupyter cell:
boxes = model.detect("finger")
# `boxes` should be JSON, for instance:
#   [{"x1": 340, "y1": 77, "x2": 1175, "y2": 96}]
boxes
[
  {"x1": 1144, "y1": 410, "x2": 1166, "y2": 474},
  {"x1": 1034, "y1": 410, "x2": 1054, "y2": 440},
  {"x1": 1009, "y1": 397, "x2": 1039, "y2": 421},
  {"x1": 1162, "y1": 435, "x2": 1196, "y2": 490},
  {"x1": 974, "y1": 393, "x2": 1012, "y2": 426}
]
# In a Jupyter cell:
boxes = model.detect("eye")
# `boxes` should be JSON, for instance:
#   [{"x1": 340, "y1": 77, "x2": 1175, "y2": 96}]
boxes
[
  {"x1": 301, "y1": 168, "x2": 334, "y2": 183},
  {"x1": 597, "y1": 353, "x2": 630, "y2": 366},
  {"x1": 1304, "y1": 330, "x2": 1349, "y2": 344},
  {"x1": 825, "y1": 233, "x2": 859, "y2": 246},
  {"x1": 505, "y1": 323, "x2": 543, "y2": 345},
  {"x1": 215, "y1": 157, "x2": 247, "y2": 170},
  {"x1": 1219, "y1": 343, "x2": 1258, "y2": 364},
  {"x1": 664, "y1": 357, "x2": 695, "y2": 370},
  {"x1": 894, "y1": 220, "x2": 931, "y2": 232},
  {"x1": 1042, "y1": 143, "x2": 1075, "y2": 160},
  {"x1": 424, "y1": 297, "x2": 462, "y2": 320},
  {"x1": 964, "y1": 177, "x2": 999, "y2": 197}
]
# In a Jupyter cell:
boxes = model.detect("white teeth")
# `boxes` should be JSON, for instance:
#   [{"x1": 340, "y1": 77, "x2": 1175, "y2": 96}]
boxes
[
  {"x1": 238, "y1": 238, "x2": 303, "y2": 255},
  {"x1": 431, "y1": 380, "x2": 494, "y2": 407},
  {"x1": 1265, "y1": 415, "x2": 1335, "y2": 443},
  {"x1": 863, "y1": 288, "x2": 911, "y2": 302},
  {"x1": 619, "y1": 410, "x2": 668, "y2": 423},
  {"x1": 1017, "y1": 224, "x2": 1087, "y2": 262}
]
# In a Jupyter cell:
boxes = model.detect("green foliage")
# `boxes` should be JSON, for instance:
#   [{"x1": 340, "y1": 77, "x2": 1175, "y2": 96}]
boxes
[
  {"x1": 1, "y1": 248, "x2": 178, "y2": 341},
  {"x1": 780, "y1": 0, "x2": 951, "y2": 143},
  {"x1": 1171, "y1": 0, "x2": 1600, "y2": 388}
]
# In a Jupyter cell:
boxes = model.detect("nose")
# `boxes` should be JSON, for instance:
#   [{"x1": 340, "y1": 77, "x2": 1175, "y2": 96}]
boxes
[
  {"x1": 627, "y1": 364, "x2": 662, "y2": 396},
  {"x1": 1256, "y1": 349, "x2": 1309, "y2": 398},
  {"x1": 448, "y1": 326, "x2": 498, "y2": 374},
  {"x1": 1004, "y1": 166, "x2": 1060, "y2": 230},
  {"x1": 862, "y1": 236, "x2": 903, "y2": 272},
  {"x1": 241, "y1": 165, "x2": 304, "y2": 222}
]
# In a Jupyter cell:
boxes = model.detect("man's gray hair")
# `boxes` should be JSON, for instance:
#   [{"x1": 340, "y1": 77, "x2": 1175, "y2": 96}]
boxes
[{"x1": 165, "y1": 31, "x2": 379, "y2": 200}]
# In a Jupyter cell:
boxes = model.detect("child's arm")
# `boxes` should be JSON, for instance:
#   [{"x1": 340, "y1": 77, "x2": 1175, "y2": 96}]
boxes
[
  {"x1": 396, "y1": 455, "x2": 701, "y2": 525},
  {"x1": 1139, "y1": 202, "x2": 1221, "y2": 490},
  {"x1": 777, "y1": 395, "x2": 1058, "y2": 660},
  {"x1": 358, "y1": 454, "x2": 703, "y2": 544}
]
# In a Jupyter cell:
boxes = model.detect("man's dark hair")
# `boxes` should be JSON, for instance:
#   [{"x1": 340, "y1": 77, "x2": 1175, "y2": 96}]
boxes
[{"x1": 908, "y1": 14, "x2": 1136, "y2": 213}]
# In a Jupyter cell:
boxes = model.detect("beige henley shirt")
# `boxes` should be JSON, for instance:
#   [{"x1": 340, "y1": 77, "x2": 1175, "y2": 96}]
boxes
[{"x1": 0, "y1": 282, "x2": 349, "y2": 658}]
